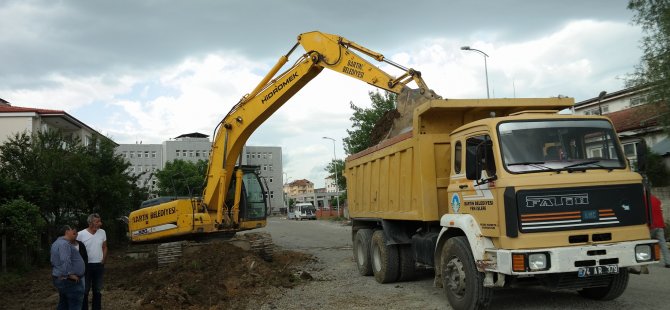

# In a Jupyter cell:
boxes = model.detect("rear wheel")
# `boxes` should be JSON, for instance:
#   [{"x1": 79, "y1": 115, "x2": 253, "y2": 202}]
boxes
[
  {"x1": 353, "y1": 229, "x2": 373, "y2": 276},
  {"x1": 578, "y1": 269, "x2": 629, "y2": 300},
  {"x1": 440, "y1": 236, "x2": 492, "y2": 310},
  {"x1": 371, "y1": 230, "x2": 399, "y2": 283}
]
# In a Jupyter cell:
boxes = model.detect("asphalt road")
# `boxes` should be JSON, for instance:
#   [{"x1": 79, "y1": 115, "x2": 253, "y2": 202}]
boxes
[{"x1": 256, "y1": 217, "x2": 670, "y2": 310}]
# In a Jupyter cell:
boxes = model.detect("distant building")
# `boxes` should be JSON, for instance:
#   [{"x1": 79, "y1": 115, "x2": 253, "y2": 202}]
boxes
[
  {"x1": 117, "y1": 134, "x2": 284, "y2": 213},
  {"x1": 241, "y1": 146, "x2": 283, "y2": 214},
  {"x1": 325, "y1": 175, "x2": 337, "y2": 193},
  {"x1": 285, "y1": 179, "x2": 314, "y2": 197},
  {"x1": 574, "y1": 86, "x2": 668, "y2": 169},
  {"x1": 0, "y1": 102, "x2": 115, "y2": 147}
]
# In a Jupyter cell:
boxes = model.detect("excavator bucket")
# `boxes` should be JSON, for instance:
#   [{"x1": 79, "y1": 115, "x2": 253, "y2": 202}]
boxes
[{"x1": 369, "y1": 87, "x2": 438, "y2": 146}]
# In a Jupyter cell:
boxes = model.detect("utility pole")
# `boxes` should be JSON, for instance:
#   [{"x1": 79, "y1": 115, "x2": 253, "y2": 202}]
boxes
[{"x1": 322, "y1": 137, "x2": 340, "y2": 216}]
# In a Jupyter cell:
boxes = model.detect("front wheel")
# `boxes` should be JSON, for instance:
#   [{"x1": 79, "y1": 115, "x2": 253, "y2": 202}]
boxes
[
  {"x1": 578, "y1": 269, "x2": 629, "y2": 300},
  {"x1": 440, "y1": 236, "x2": 492, "y2": 310}
]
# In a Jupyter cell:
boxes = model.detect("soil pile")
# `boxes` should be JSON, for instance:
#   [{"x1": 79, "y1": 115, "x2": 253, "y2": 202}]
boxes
[
  {"x1": 369, "y1": 88, "x2": 438, "y2": 146},
  {"x1": 0, "y1": 240, "x2": 314, "y2": 310}
]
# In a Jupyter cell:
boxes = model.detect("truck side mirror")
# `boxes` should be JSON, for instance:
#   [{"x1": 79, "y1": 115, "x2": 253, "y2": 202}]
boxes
[{"x1": 636, "y1": 141, "x2": 648, "y2": 172}]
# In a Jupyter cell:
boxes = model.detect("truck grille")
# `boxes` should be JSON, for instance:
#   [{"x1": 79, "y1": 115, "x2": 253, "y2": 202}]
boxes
[{"x1": 512, "y1": 184, "x2": 646, "y2": 234}]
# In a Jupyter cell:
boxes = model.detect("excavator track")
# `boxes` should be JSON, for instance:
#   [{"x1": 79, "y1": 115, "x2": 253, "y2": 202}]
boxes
[{"x1": 133, "y1": 232, "x2": 275, "y2": 267}]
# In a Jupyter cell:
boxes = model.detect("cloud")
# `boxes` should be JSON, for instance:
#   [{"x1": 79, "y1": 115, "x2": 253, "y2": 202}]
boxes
[{"x1": 0, "y1": 1, "x2": 644, "y2": 185}]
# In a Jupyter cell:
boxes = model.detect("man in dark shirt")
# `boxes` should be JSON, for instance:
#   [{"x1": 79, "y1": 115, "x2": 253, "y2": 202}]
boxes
[{"x1": 51, "y1": 225, "x2": 86, "y2": 310}]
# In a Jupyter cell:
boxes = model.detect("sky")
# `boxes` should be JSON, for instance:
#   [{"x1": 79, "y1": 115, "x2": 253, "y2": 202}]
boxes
[{"x1": 1, "y1": 0, "x2": 644, "y2": 187}]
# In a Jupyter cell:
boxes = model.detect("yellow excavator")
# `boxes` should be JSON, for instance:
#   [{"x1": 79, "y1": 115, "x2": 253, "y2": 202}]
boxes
[{"x1": 126, "y1": 31, "x2": 438, "y2": 247}]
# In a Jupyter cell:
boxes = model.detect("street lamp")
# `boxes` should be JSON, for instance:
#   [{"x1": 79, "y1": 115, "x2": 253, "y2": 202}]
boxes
[
  {"x1": 322, "y1": 136, "x2": 340, "y2": 215},
  {"x1": 461, "y1": 46, "x2": 490, "y2": 98}
]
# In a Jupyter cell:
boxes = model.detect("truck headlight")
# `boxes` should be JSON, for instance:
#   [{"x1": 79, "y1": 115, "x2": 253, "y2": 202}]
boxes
[
  {"x1": 635, "y1": 244, "x2": 653, "y2": 262},
  {"x1": 528, "y1": 253, "x2": 549, "y2": 271}
]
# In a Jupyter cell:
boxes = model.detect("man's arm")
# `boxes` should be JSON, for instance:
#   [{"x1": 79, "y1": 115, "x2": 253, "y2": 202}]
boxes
[
  {"x1": 102, "y1": 240, "x2": 107, "y2": 264},
  {"x1": 57, "y1": 242, "x2": 73, "y2": 277}
]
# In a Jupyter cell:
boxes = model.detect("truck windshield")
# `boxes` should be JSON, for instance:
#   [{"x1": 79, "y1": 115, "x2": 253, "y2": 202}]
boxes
[{"x1": 498, "y1": 119, "x2": 626, "y2": 173}]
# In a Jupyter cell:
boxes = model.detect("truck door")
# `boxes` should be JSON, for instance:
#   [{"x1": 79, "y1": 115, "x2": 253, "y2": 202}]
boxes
[{"x1": 449, "y1": 134, "x2": 500, "y2": 235}]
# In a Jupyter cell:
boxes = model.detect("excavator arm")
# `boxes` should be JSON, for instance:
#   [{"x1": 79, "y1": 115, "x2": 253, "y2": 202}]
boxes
[
  {"x1": 205, "y1": 31, "x2": 437, "y2": 228},
  {"x1": 128, "y1": 31, "x2": 437, "y2": 242}
]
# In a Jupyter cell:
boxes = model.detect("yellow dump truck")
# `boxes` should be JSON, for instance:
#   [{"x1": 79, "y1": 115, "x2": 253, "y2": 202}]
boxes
[{"x1": 346, "y1": 97, "x2": 660, "y2": 310}]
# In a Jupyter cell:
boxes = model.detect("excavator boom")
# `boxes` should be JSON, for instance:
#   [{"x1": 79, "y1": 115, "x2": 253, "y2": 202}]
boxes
[{"x1": 128, "y1": 31, "x2": 438, "y2": 243}]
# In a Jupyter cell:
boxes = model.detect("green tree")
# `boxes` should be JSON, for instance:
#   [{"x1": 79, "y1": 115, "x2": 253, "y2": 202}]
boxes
[
  {"x1": 343, "y1": 91, "x2": 396, "y2": 155},
  {"x1": 154, "y1": 159, "x2": 208, "y2": 196},
  {"x1": 644, "y1": 149, "x2": 669, "y2": 186},
  {"x1": 0, "y1": 130, "x2": 141, "y2": 246},
  {"x1": 627, "y1": 1, "x2": 670, "y2": 113},
  {"x1": 325, "y1": 159, "x2": 346, "y2": 190},
  {"x1": 325, "y1": 159, "x2": 346, "y2": 206},
  {"x1": 0, "y1": 199, "x2": 46, "y2": 269}
]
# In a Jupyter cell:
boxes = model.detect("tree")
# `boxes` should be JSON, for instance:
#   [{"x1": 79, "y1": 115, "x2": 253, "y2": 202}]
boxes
[
  {"x1": 343, "y1": 91, "x2": 397, "y2": 155},
  {"x1": 0, "y1": 199, "x2": 46, "y2": 269},
  {"x1": 154, "y1": 159, "x2": 208, "y2": 196},
  {"x1": 627, "y1": 1, "x2": 670, "y2": 116},
  {"x1": 325, "y1": 159, "x2": 346, "y2": 190},
  {"x1": 0, "y1": 130, "x2": 142, "y2": 246},
  {"x1": 644, "y1": 149, "x2": 669, "y2": 186}
]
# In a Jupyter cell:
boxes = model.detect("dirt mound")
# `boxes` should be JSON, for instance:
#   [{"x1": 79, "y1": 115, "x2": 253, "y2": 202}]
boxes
[
  {"x1": 369, "y1": 88, "x2": 438, "y2": 146},
  {"x1": 0, "y1": 240, "x2": 315, "y2": 310},
  {"x1": 138, "y1": 242, "x2": 312, "y2": 309}
]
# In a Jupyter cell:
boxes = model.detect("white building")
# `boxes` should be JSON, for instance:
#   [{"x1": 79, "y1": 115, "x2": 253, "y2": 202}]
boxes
[
  {"x1": 574, "y1": 86, "x2": 667, "y2": 169},
  {"x1": 0, "y1": 100, "x2": 114, "y2": 148},
  {"x1": 117, "y1": 133, "x2": 285, "y2": 213}
]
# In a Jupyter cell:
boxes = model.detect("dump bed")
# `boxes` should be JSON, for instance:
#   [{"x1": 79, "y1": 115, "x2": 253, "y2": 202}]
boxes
[{"x1": 345, "y1": 97, "x2": 574, "y2": 222}]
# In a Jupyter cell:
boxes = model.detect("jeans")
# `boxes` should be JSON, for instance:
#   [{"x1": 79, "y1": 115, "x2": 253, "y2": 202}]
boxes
[
  {"x1": 651, "y1": 228, "x2": 670, "y2": 265},
  {"x1": 83, "y1": 263, "x2": 104, "y2": 310},
  {"x1": 53, "y1": 277, "x2": 84, "y2": 310}
]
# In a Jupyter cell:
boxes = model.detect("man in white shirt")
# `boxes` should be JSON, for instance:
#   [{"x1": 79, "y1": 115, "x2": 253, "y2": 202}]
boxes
[{"x1": 77, "y1": 213, "x2": 107, "y2": 310}]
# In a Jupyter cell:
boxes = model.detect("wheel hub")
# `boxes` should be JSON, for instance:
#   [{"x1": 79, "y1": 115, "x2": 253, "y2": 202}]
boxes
[{"x1": 445, "y1": 257, "x2": 467, "y2": 298}]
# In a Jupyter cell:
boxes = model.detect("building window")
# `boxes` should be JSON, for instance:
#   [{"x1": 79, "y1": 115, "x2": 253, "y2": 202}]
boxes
[
  {"x1": 269, "y1": 177, "x2": 273, "y2": 183},
  {"x1": 263, "y1": 153, "x2": 267, "y2": 159},
  {"x1": 623, "y1": 142, "x2": 639, "y2": 158},
  {"x1": 246, "y1": 153, "x2": 250, "y2": 159},
  {"x1": 176, "y1": 150, "x2": 180, "y2": 157},
  {"x1": 196, "y1": 151, "x2": 200, "y2": 157},
  {"x1": 145, "y1": 151, "x2": 149, "y2": 158},
  {"x1": 269, "y1": 164, "x2": 273, "y2": 171},
  {"x1": 189, "y1": 151, "x2": 194, "y2": 157},
  {"x1": 268, "y1": 153, "x2": 272, "y2": 160},
  {"x1": 263, "y1": 165, "x2": 267, "y2": 171},
  {"x1": 270, "y1": 191, "x2": 274, "y2": 199},
  {"x1": 152, "y1": 151, "x2": 156, "y2": 158},
  {"x1": 130, "y1": 151, "x2": 134, "y2": 158},
  {"x1": 182, "y1": 151, "x2": 187, "y2": 157}
]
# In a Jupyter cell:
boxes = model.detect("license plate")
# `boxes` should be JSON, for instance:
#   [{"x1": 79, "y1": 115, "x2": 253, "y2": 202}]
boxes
[{"x1": 577, "y1": 265, "x2": 619, "y2": 277}]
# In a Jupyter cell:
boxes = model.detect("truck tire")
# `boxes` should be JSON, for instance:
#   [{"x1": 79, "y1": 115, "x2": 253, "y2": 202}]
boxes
[
  {"x1": 577, "y1": 268, "x2": 629, "y2": 300},
  {"x1": 371, "y1": 230, "x2": 400, "y2": 283},
  {"x1": 440, "y1": 236, "x2": 492, "y2": 310},
  {"x1": 353, "y1": 229, "x2": 373, "y2": 276},
  {"x1": 397, "y1": 244, "x2": 416, "y2": 282}
]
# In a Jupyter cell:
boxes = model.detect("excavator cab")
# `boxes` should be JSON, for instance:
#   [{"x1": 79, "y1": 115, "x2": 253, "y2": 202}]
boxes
[{"x1": 225, "y1": 165, "x2": 268, "y2": 222}]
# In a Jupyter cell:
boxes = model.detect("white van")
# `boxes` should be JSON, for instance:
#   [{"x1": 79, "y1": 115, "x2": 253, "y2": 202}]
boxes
[{"x1": 288, "y1": 202, "x2": 317, "y2": 220}]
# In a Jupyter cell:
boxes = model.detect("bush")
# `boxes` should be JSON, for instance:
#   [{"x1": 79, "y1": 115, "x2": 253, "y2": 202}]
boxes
[{"x1": 0, "y1": 199, "x2": 46, "y2": 270}]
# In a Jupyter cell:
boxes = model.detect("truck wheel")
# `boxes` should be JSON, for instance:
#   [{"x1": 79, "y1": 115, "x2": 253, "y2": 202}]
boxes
[
  {"x1": 353, "y1": 229, "x2": 373, "y2": 276},
  {"x1": 371, "y1": 230, "x2": 399, "y2": 283},
  {"x1": 577, "y1": 269, "x2": 629, "y2": 300},
  {"x1": 440, "y1": 236, "x2": 492, "y2": 310},
  {"x1": 397, "y1": 244, "x2": 416, "y2": 282}
]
